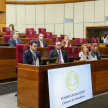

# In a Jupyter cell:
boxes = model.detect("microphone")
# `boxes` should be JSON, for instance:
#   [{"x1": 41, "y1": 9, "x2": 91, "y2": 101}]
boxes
[
  {"x1": 42, "y1": 54, "x2": 48, "y2": 58},
  {"x1": 68, "y1": 33, "x2": 73, "y2": 40}
]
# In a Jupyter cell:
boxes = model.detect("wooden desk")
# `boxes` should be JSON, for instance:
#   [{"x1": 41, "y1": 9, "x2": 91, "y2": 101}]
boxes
[
  {"x1": 0, "y1": 47, "x2": 16, "y2": 80},
  {"x1": 18, "y1": 60, "x2": 108, "y2": 108}
]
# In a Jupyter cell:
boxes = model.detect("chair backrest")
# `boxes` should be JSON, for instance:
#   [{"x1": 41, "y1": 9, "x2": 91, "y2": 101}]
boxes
[
  {"x1": 26, "y1": 28, "x2": 34, "y2": 31},
  {"x1": 75, "y1": 38, "x2": 87, "y2": 45},
  {"x1": 6, "y1": 30, "x2": 13, "y2": 35},
  {"x1": 67, "y1": 46, "x2": 79, "y2": 57},
  {"x1": 2, "y1": 27, "x2": 9, "y2": 32},
  {"x1": 4, "y1": 35, "x2": 12, "y2": 44},
  {"x1": 48, "y1": 45, "x2": 64, "y2": 55},
  {"x1": 26, "y1": 30, "x2": 36, "y2": 38},
  {"x1": 43, "y1": 32, "x2": 52, "y2": 39},
  {"x1": 38, "y1": 28, "x2": 46, "y2": 34},
  {"x1": 52, "y1": 37, "x2": 62, "y2": 44},
  {"x1": 60, "y1": 34, "x2": 65, "y2": 39},
  {"x1": 91, "y1": 38, "x2": 99, "y2": 44},
  {"x1": 88, "y1": 46, "x2": 91, "y2": 52},
  {"x1": 16, "y1": 44, "x2": 30, "y2": 64}
]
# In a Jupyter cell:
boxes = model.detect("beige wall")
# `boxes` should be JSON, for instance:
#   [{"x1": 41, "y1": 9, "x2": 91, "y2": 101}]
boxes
[{"x1": 6, "y1": 0, "x2": 107, "y2": 38}]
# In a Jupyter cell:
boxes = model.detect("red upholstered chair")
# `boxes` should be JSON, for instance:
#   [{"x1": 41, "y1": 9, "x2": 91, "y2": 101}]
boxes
[
  {"x1": 26, "y1": 28, "x2": 34, "y2": 31},
  {"x1": 43, "y1": 32, "x2": 52, "y2": 39},
  {"x1": 60, "y1": 34, "x2": 65, "y2": 39},
  {"x1": 16, "y1": 44, "x2": 30, "y2": 65},
  {"x1": 4, "y1": 35, "x2": 12, "y2": 44},
  {"x1": 88, "y1": 46, "x2": 91, "y2": 52},
  {"x1": 91, "y1": 38, "x2": 99, "y2": 45},
  {"x1": 52, "y1": 37, "x2": 62, "y2": 44},
  {"x1": 6, "y1": 30, "x2": 13, "y2": 35},
  {"x1": 26, "y1": 30, "x2": 36, "y2": 40},
  {"x1": 75, "y1": 38, "x2": 87, "y2": 45},
  {"x1": 48, "y1": 45, "x2": 55, "y2": 55},
  {"x1": 38, "y1": 28, "x2": 46, "y2": 34},
  {"x1": 2, "y1": 27, "x2": 9, "y2": 32},
  {"x1": 67, "y1": 46, "x2": 79, "y2": 57}
]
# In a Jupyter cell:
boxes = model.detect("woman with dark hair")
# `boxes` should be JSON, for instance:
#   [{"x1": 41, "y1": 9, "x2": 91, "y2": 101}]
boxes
[
  {"x1": 104, "y1": 34, "x2": 108, "y2": 43},
  {"x1": 7, "y1": 24, "x2": 15, "y2": 31}
]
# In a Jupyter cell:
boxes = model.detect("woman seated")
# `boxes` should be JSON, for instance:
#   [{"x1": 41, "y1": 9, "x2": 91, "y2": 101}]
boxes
[
  {"x1": 62, "y1": 35, "x2": 71, "y2": 47},
  {"x1": 90, "y1": 43, "x2": 100, "y2": 60},
  {"x1": 7, "y1": 24, "x2": 15, "y2": 31},
  {"x1": 79, "y1": 44, "x2": 93, "y2": 60}
]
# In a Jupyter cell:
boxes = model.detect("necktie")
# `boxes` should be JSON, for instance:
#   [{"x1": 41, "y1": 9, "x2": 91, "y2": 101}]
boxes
[
  {"x1": 58, "y1": 50, "x2": 61, "y2": 61},
  {"x1": 16, "y1": 40, "x2": 18, "y2": 44},
  {"x1": 40, "y1": 41, "x2": 43, "y2": 47}
]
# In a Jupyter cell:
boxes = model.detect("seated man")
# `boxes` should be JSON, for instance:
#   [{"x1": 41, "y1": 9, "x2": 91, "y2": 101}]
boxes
[
  {"x1": 8, "y1": 31, "x2": 22, "y2": 47},
  {"x1": 104, "y1": 34, "x2": 108, "y2": 43},
  {"x1": 49, "y1": 41, "x2": 67, "y2": 63},
  {"x1": 23, "y1": 40, "x2": 41, "y2": 65},
  {"x1": 37, "y1": 33, "x2": 47, "y2": 47}
]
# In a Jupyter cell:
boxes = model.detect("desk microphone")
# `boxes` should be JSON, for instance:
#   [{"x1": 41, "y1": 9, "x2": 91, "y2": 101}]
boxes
[{"x1": 68, "y1": 33, "x2": 73, "y2": 40}]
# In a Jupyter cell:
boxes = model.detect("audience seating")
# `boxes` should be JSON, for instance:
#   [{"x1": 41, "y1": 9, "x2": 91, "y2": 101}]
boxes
[
  {"x1": 38, "y1": 28, "x2": 46, "y2": 34},
  {"x1": 2, "y1": 27, "x2": 9, "y2": 32},
  {"x1": 43, "y1": 32, "x2": 52, "y2": 39},
  {"x1": 26, "y1": 30, "x2": 36, "y2": 40},
  {"x1": 91, "y1": 38, "x2": 99, "y2": 45},
  {"x1": 75, "y1": 38, "x2": 87, "y2": 45},
  {"x1": 6, "y1": 30, "x2": 13, "y2": 35},
  {"x1": 16, "y1": 44, "x2": 30, "y2": 75},
  {"x1": 48, "y1": 45, "x2": 64, "y2": 55},
  {"x1": 60, "y1": 34, "x2": 65, "y2": 39},
  {"x1": 26, "y1": 28, "x2": 34, "y2": 31},
  {"x1": 52, "y1": 37, "x2": 62, "y2": 44},
  {"x1": 4, "y1": 35, "x2": 12, "y2": 44},
  {"x1": 67, "y1": 46, "x2": 79, "y2": 57}
]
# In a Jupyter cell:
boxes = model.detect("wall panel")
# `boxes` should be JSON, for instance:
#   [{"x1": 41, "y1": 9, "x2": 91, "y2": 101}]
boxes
[
  {"x1": 45, "y1": 24, "x2": 54, "y2": 33},
  {"x1": 95, "y1": 0, "x2": 104, "y2": 22},
  {"x1": 74, "y1": 2, "x2": 83, "y2": 23},
  {"x1": 25, "y1": 5, "x2": 35, "y2": 24},
  {"x1": 16, "y1": 5, "x2": 26, "y2": 24},
  {"x1": 74, "y1": 23, "x2": 83, "y2": 38},
  {"x1": 65, "y1": 3, "x2": 73, "y2": 18},
  {"x1": 84, "y1": 1, "x2": 94, "y2": 22},
  {"x1": 45, "y1": 4, "x2": 54, "y2": 24},
  {"x1": 36, "y1": 5, "x2": 44, "y2": 25},
  {"x1": 55, "y1": 4, "x2": 64, "y2": 24},
  {"x1": 55, "y1": 24, "x2": 63, "y2": 36}
]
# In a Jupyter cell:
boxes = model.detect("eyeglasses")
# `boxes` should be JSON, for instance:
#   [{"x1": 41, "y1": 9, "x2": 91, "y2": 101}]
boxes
[
  {"x1": 56, "y1": 44, "x2": 61, "y2": 46},
  {"x1": 33, "y1": 46, "x2": 37, "y2": 48}
]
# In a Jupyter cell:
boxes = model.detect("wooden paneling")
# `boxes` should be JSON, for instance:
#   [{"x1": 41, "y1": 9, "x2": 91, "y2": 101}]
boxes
[
  {"x1": 0, "y1": 0, "x2": 6, "y2": 12},
  {"x1": 6, "y1": 0, "x2": 95, "y2": 4},
  {"x1": 0, "y1": 13, "x2": 6, "y2": 24}
]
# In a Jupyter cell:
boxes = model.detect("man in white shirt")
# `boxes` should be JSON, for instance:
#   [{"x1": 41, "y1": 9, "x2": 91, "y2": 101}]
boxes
[
  {"x1": 49, "y1": 41, "x2": 67, "y2": 63},
  {"x1": 37, "y1": 33, "x2": 47, "y2": 47},
  {"x1": 104, "y1": 34, "x2": 108, "y2": 43}
]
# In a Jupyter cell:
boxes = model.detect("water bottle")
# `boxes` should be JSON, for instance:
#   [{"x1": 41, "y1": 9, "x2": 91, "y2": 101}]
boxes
[
  {"x1": 36, "y1": 57, "x2": 39, "y2": 66},
  {"x1": 94, "y1": 55, "x2": 97, "y2": 60},
  {"x1": 80, "y1": 55, "x2": 83, "y2": 60}
]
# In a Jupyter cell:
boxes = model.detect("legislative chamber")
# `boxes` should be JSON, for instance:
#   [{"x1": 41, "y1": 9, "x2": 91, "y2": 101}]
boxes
[{"x1": 1, "y1": 0, "x2": 108, "y2": 108}]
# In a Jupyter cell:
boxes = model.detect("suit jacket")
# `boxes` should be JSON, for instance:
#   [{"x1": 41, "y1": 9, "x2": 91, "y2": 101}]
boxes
[
  {"x1": 79, "y1": 52, "x2": 93, "y2": 60},
  {"x1": 23, "y1": 49, "x2": 41, "y2": 65},
  {"x1": 90, "y1": 51, "x2": 100, "y2": 59},
  {"x1": 8, "y1": 38, "x2": 22, "y2": 47},
  {"x1": 37, "y1": 40, "x2": 47, "y2": 47},
  {"x1": 49, "y1": 49, "x2": 67, "y2": 63}
]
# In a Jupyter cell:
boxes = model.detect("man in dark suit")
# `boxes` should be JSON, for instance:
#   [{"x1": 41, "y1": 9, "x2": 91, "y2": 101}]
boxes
[
  {"x1": 8, "y1": 31, "x2": 22, "y2": 47},
  {"x1": 49, "y1": 41, "x2": 67, "y2": 63},
  {"x1": 23, "y1": 40, "x2": 41, "y2": 65},
  {"x1": 37, "y1": 33, "x2": 47, "y2": 47}
]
